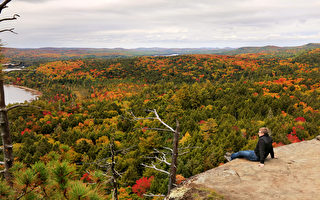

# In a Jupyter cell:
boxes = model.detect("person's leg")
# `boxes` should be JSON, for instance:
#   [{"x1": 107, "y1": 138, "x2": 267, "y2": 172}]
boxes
[
  {"x1": 247, "y1": 150, "x2": 259, "y2": 161},
  {"x1": 231, "y1": 150, "x2": 250, "y2": 160},
  {"x1": 231, "y1": 150, "x2": 258, "y2": 161}
]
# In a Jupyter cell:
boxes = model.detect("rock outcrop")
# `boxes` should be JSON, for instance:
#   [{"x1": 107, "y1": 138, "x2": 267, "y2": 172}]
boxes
[{"x1": 166, "y1": 136, "x2": 320, "y2": 200}]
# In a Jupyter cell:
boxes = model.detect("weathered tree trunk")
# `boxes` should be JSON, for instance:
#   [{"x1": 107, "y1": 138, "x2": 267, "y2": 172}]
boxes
[
  {"x1": 0, "y1": 0, "x2": 20, "y2": 185},
  {"x1": 0, "y1": 79, "x2": 13, "y2": 185},
  {"x1": 110, "y1": 139, "x2": 118, "y2": 200},
  {"x1": 168, "y1": 119, "x2": 179, "y2": 194}
]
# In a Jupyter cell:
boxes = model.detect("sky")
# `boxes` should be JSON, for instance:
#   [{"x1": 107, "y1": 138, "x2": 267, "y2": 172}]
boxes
[{"x1": 0, "y1": 0, "x2": 320, "y2": 48}]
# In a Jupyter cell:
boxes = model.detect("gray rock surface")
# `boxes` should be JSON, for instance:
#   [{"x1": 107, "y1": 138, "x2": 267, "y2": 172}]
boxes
[{"x1": 166, "y1": 136, "x2": 320, "y2": 200}]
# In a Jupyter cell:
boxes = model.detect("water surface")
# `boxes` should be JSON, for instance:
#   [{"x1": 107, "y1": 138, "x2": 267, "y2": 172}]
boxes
[
  {"x1": 4, "y1": 85, "x2": 39, "y2": 105},
  {"x1": 3, "y1": 68, "x2": 23, "y2": 72}
]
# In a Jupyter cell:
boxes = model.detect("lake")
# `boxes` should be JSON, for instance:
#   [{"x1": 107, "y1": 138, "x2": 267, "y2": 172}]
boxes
[
  {"x1": 3, "y1": 69, "x2": 22, "y2": 72},
  {"x1": 3, "y1": 67, "x2": 24, "y2": 72},
  {"x1": 4, "y1": 85, "x2": 40, "y2": 105}
]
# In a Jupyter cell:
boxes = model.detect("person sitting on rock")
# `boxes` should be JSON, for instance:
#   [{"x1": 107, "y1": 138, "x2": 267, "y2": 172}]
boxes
[{"x1": 224, "y1": 127, "x2": 275, "y2": 167}]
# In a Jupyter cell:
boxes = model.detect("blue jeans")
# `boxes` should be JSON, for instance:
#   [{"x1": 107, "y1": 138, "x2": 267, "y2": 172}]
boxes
[{"x1": 231, "y1": 150, "x2": 259, "y2": 161}]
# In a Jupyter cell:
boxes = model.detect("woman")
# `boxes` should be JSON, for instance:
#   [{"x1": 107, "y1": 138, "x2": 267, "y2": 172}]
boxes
[{"x1": 224, "y1": 127, "x2": 275, "y2": 167}]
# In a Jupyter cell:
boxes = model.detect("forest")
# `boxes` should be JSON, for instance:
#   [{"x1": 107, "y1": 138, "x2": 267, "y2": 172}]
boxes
[{"x1": 0, "y1": 47, "x2": 320, "y2": 199}]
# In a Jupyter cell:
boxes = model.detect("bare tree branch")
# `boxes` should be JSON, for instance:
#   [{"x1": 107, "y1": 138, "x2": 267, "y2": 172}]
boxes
[
  {"x1": 0, "y1": 28, "x2": 17, "y2": 34},
  {"x1": 115, "y1": 145, "x2": 136, "y2": 154},
  {"x1": 144, "y1": 155, "x2": 171, "y2": 166},
  {"x1": 178, "y1": 151, "x2": 190, "y2": 156},
  {"x1": 98, "y1": 161, "x2": 111, "y2": 168},
  {"x1": 128, "y1": 110, "x2": 136, "y2": 118},
  {"x1": 178, "y1": 146, "x2": 201, "y2": 154},
  {"x1": 0, "y1": 0, "x2": 12, "y2": 13},
  {"x1": 152, "y1": 148, "x2": 171, "y2": 165},
  {"x1": 163, "y1": 146, "x2": 173, "y2": 152},
  {"x1": 114, "y1": 169, "x2": 122, "y2": 178},
  {"x1": 0, "y1": 13, "x2": 19, "y2": 22},
  {"x1": 179, "y1": 145, "x2": 200, "y2": 150},
  {"x1": 178, "y1": 144, "x2": 191, "y2": 150},
  {"x1": 103, "y1": 178, "x2": 113, "y2": 185},
  {"x1": 129, "y1": 109, "x2": 176, "y2": 132},
  {"x1": 6, "y1": 104, "x2": 41, "y2": 112},
  {"x1": 132, "y1": 117, "x2": 156, "y2": 121},
  {"x1": 154, "y1": 156, "x2": 171, "y2": 166},
  {"x1": 102, "y1": 174, "x2": 113, "y2": 179},
  {"x1": 128, "y1": 111, "x2": 156, "y2": 120},
  {"x1": 86, "y1": 158, "x2": 112, "y2": 169},
  {"x1": 141, "y1": 163, "x2": 170, "y2": 175},
  {"x1": 134, "y1": 127, "x2": 172, "y2": 132},
  {"x1": 143, "y1": 193, "x2": 166, "y2": 197},
  {"x1": 96, "y1": 163, "x2": 111, "y2": 169},
  {"x1": 178, "y1": 146, "x2": 201, "y2": 155},
  {"x1": 147, "y1": 127, "x2": 172, "y2": 132},
  {"x1": 152, "y1": 109, "x2": 176, "y2": 132}
]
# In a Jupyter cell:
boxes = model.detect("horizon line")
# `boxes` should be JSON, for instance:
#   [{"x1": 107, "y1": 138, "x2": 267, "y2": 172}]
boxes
[{"x1": 3, "y1": 42, "x2": 320, "y2": 50}]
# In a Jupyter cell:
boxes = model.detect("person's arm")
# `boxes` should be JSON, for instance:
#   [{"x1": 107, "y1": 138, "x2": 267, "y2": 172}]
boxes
[
  {"x1": 270, "y1": 145, "x2": 275, "y2": 159},
  {"x1": 258, "y1": 139, "x2": 266, "y2": 164}
]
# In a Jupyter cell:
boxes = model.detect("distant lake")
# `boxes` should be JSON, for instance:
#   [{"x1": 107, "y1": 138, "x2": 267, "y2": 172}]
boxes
[
  {"x1": 4, "y1": 85, "x2": 40, "y2": 105},
  {"x1": 3, "y1": 67, "x2": 24, "y2": 72},
  {"x1": 153, "y1": 54, "x2": 180, "y2": 57}
]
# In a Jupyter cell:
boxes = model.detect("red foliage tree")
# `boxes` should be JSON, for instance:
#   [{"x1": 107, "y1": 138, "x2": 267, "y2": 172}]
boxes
[
  {"x1": 80, "y1": 172, "x2": 92, "y2": 183},
  {"x1": 132, "y1": 176, "x2": 154, "y2": 197},
  {"x1": 295, "y1": 117, "x2": 306, "y2": 122},
  {"x1": 21, "y1": 128, "x2": 31, "y2": 136},
  {"x1": 287, "y1": 126, "x2": 302, "y2": 143},
  {"x1": 272, "y1": 142, "x2": 284, "y2": 147}
]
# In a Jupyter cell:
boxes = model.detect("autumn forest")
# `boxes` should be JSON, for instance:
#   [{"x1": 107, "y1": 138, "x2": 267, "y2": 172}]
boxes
[{"x1": 1, "y1": 45, "x2": 320, "y2": 199}]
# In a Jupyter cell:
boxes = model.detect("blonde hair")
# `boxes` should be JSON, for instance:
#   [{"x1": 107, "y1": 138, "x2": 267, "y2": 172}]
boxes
[{"x1": 259, "y1": 127, "x2": 270, "y2": 135}]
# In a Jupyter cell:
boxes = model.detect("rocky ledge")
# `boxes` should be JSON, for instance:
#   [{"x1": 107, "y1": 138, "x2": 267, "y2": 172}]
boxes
[{"x1": 166, "y1": 135, "x2": 320, "y2": 200}]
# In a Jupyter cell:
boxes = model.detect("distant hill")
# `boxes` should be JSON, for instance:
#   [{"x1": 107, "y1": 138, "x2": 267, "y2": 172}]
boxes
[
  {"x1": 224, "y1": 43, "x2": 320, "y2": 55},
  {"x1": 2, "y1": 43, "x2": 320, "y2": 65},
  {"x1": 1, "y1": 47, "x2": 233, "y2": 65}
]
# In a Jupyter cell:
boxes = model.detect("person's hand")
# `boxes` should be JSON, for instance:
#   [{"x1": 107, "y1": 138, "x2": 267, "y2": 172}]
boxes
[{"x1": 258, "y1": 163, "x2": 264, "y2": 167}]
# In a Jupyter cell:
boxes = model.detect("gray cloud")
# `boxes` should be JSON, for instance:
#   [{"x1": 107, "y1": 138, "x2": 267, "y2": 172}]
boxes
[{"x1": 1, "y1": 0, "x2": 320, "y2": 48}]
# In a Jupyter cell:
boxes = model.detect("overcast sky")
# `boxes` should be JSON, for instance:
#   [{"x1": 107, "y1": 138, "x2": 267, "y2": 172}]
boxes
[{"x1": 1, "y1": 0, "x2": 320, "y2": 48}]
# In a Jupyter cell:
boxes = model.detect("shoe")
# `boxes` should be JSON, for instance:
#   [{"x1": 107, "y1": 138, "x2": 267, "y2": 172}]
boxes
[
  {"x1": 224, "y1": 155, "x2": 231, "y2": 162},
  {"x1": 225, "y1": 152, "x2": 232, "y2": 157},
  {"x1": 224, "y1": 152, "x2": 232, "y2": 162}
]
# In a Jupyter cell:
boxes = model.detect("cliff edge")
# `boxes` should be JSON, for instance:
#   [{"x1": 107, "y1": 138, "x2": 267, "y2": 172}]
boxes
[{"x1": 166, "y1": 135, "x2": 320, "y2": 200}]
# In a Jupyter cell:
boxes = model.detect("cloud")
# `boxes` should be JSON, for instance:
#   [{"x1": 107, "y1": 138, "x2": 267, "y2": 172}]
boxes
[{"x1": 1, "y1": 0, "x2": 320, "y2": 48}]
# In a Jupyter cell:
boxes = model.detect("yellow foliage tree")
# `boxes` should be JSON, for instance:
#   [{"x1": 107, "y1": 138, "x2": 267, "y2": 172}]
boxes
[
  {"x1": 179, "y1": 131, "x2": 191, "y2": 145},
  {"x1": 200, "y1": 118, "x2": 217, "y2": 140}
]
